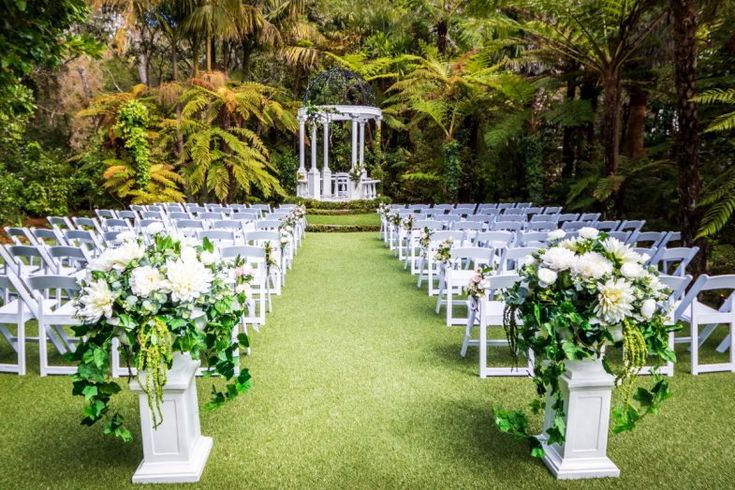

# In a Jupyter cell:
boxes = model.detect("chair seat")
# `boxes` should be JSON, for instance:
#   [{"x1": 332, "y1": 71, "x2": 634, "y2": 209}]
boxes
[
  {"x1": 680, "y1": 300, "x2": 731, "y2": 324},
  {"x1": 0, "y1": 299, "x2": 31, "y2": 322}
]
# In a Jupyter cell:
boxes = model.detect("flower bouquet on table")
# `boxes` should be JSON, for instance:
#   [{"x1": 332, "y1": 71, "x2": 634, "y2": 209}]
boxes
[
  {"x1": 70, "y1": 232, "x2": 252, "y2": 441},
  {"x1": 494, "y1": 227, "x2": 675, "y2": 459}
]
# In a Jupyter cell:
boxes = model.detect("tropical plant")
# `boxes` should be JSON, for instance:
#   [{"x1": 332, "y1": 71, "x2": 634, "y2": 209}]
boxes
[{"x1": 174, "y1": 73, "x2": 297, "y2": 201}]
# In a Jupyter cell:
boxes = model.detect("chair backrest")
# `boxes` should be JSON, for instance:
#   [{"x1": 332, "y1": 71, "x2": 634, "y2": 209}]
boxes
[
  {"x1": 95, "y1": 209, "x2": 117, "y2": 219},
  {"x1": 47, "y1": 246, "x2": 89, "y2": 271},
  {"x1": 632, "y1": 247, "x2": 657, "y2": 264},
  {"x1": 29, "y1": 228, "x2": 65, "y2": 246},
  {"x1": 543, "y1": 206, "x2": 562, "y2": 214},
  {"x1": 141, "y1": 211, "x2": 163, "y2": 219},
  {"x1": 197, "y1": 230, "x2": 236, "y2": 244},
  {"x1": 48, "y1": 216, "x2": 74, "y2": 230},
  {"x1": 501, "y1": 208, "x2": 526, "y2": 217},
  {"x1": 256, "y1": 220, "x2": 281, "y2": 230},
  {"x1": 198, "y1": 212, "x2": 223, "y2": 220},
  {"x1": 4, "y1": 227, "x2": 32, "y2": 245},
  {"x1": 4, "y1": 245, "x2": 48, "y2": 276},
  {"x1": 562, "y1": 221, "x2": 588, "y2": 231},
  {"x1": 594, "y1": 220, "x2": 620, "y2": 231},
  {"x1": 475, "y1": 231, "x2": 514, "y2": 248},
  {"x1": 606, "y1": 230, "x2": 631, "y2": 243},
  {"x1": 116, "y1": 210, "x2": 138, "y2": 220},
  {"x1": 675, "y1": 274, "x2": 735, "y2": 321},
  {"x1": 175, "y1": 219, "x2": 204, "y2": 229},
  {"x1": 431, "y1": 230, "x2": 465, "y2": 243},
  {"x1": 168, "y1": 212, "x2": 190, "y2": 220},
  {"x1": 26, "y1": 275, "x2": 80, "y2": 303},
  {"x1": 659, "y1": 274, "x2": 692, "y2": 304},
  {"x1": 500, "y1": 247, "x2": 540, "y2": 272},
  {"x1": 452, "y1": 221, "x2": 484, "y2": 231},
  {"x1": 63, "y1": 230, "x2": 101, "y2": 251},
  {"x1": 414, "y1": 220, "x2": 444, "y2": 231},
  {"x1": 243, "y1": 231, "x2": 279, "y2": 243},
  {"x1": 557, "y1": 213, "x2": 580, "y2": 223},
  {"x1": 579, "y1": 213, "x2": 600, "y2": 222},
  {"x1": 486, "y1": 273, "x2": 521, "y2": 294},
  {"x1": 72, "y1": 217, "x2": 100, "y2": 231},
  {"x1": 219, "y1": 245, "x2": 266, "y2": 260},
  {"x1": 531, "y1": 214, "x2": 558, "y2": 223},
  {"x1": 635, "y1": 231, "x2": 668, "y2": 248},
  {"x1": 102, "y1": 218, "x2": 132, "y2": 231},
  {"x1": 518, "y1": 231, "x2": 549, "y2": 247},
  {"x1": 618, "y1": 219, "x2": 645, "y2": 232},
  {"x1": 652, "y1": 246, "x2": 699, "y2": 277},
  {"x1": 492, "y1": 221, "x2": 523, "y2": 232},
  {"x1": 211, "y1": 220, "x2": 244, "y2": 230},
  {"x1": 447, "y1": 247, "x2": 494, "y2": 268},
  {"x1": 526, "y1": 221, "x2": 558, "y2": 232}
]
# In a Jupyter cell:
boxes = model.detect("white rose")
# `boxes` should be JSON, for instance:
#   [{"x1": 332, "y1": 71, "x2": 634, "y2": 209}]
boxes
[
  {"x1": 542, "y1": 247, "x2": 576, "y2": 271},
  {"x1": 109, "y1": 241, "x2": 145, "y2": 270},
  {"x1": 117, "y1": 230, "x2": 137, "y2": 243},
  {"x1": 578, "y1": 227, "x2": 599, "y2": 239},
  {"x1": 547, "y1": 229, "x2": 566, "y2": 241},
  {"x1": 537, "y1": 267, "x2": 558, "y2": 287},
  {"x1": 620, "y1": 261, "x2": 644, "y2": 279},
  {"x1": 145, "y1": 222, "x2": 165, "y2": 235},
  {"x1": 129, "y1": 265, "x2": 167, "y2": 297},
  {"x1": 180, "y1": 246, "x2": 198, "y2": 263},
  {"x1": 641, "y1": 298, "x2": 657, "y2": 319}
]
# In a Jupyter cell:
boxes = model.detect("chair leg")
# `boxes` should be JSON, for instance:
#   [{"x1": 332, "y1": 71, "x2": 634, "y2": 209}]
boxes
[
  {"x1": 38, "y1": 321, "x2": 48, "y2": 377},
  {"x1": 691, "y1": 321, "x2": 699, "y2": 376},
  {"x1": 479, "y1": 317, "x2": 488, "y2": 378},
  {"x1": 460, "y1": 320, "x2": 473, "y2": 358}
]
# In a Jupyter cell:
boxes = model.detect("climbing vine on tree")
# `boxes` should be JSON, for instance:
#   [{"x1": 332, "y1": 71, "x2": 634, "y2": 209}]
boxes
[{"x1": 115, "y1": 100, "x2": 151, "y2": 190}]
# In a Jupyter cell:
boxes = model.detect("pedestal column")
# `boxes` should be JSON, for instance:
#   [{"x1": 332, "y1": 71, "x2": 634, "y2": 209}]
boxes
[{"x1": 538, "y1": 359, "x2": 620, "y2": 480}]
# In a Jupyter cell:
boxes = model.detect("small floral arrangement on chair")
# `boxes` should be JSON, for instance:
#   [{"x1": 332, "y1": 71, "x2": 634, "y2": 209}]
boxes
[
  {"x1": 387, "y1": 211, "x2": 401, "y2": 227},
  {"x1": 494, "y1": 227, "x2": 675, "y2": 457},
  {"x1": 70, "y1": 232, "x2": 253, "y2": 442},
  {"x1": 401, "y1": 214, "x2": 415, "y2": 231},
  {"x1": 465, "y1": 265, "x2": 494, "y2": 299},
  {"x1": 435, "y1": 239, "x2": 454, "y2": 264},
  {"x1": 377, "y1": 203, "x2": 390, "y2": 218},
  {"x1": 418, "y1": 227, "x2": 433, "y2": 258}
]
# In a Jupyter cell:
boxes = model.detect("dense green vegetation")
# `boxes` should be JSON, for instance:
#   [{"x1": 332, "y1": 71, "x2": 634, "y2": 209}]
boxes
[{"x1": 2, "y1": 0, "x2": 735, "y2": 271}]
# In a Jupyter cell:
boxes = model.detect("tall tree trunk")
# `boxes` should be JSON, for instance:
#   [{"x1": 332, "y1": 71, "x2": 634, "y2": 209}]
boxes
[
  {"x1": 561, "y1": 78, "x2": 576, "y2": 177},
  {"x1": 578, "y1": 78, "x2": 599, "y2": 163},
  {"x1": 171, "y1": 41, "x2": 178, "y2": 81},
  {"x1": 138, "y1": 52, "x2": 149, "y2": 85},
  {"x1": 671, "y1": 0, "x2": 706, "y2": 273},
  {"x1": 206, "y1": 34, "x2": 212, "y2": 72},
  {"x1": 76, "y1": 65, "x2": 91, "y2": 102},
  {"x1": 211, "y1": 37, "x2": 217, "y2": 70},
  {"x1": 601, "y1": 71, "x2": 622, "y2": 176},
  {"x1": 624, "y1": 86, "x2": 648, "y2": 159},
  {"x1": 436, "y1": 19, "x2": 448, "y2": 56}
]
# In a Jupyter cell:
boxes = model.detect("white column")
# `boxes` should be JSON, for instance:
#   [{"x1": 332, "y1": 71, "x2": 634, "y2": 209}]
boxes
[
  {"x1": 308, "y1": 122, "x2": 320, "y2": 200},
  {"x1": 351, "y1": 119, "x2": 358, "y2": 170},
  {"x1": 539, "y1": 359, "x2": 620, "y2": 479},
  {"x1": 322, "y1": 119, "x2": 331, "y2": 198},
  {"x1": 298, "y1": 119, "x2": 305, "y2": 173},
  {"x1": 359, "y1": 120, "x2": 366, "y2": 167}
]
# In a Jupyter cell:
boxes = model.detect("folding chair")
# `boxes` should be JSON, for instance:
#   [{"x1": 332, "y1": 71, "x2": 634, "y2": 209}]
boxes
[
  {"x1": 435, "y1": 247, "x2": 494, "y2": 326},
  {"x1": 651, "y1": 247, "x2": 699, "y2": 277},
  {"x1": 0, "y1": 275, "x2": 30, "y2": 374},
  {"x1": 675, "y1": 274, "x2": 735, "y2": 375}
]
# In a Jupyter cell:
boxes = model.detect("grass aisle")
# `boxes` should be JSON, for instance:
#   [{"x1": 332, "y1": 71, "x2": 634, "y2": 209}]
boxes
[{"x1": 0, "y1": 232, "x2": 734, "y2": 489}]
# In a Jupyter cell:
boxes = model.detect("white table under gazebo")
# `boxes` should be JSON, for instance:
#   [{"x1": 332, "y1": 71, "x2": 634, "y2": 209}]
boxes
[{"x1": 296, "y1": 105, "x2": 381, "y2": 201}]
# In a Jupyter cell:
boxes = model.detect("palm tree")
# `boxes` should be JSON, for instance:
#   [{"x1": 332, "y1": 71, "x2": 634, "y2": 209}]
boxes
[
  {"x1": 175, "y1": 73, "x2": 297, "y2": 202},
  {"x1": 512, "y1": 0, "x2": 665, "y2": 202}
]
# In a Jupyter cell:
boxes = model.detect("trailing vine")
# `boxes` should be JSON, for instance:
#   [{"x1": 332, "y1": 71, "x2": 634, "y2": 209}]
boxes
[{"x1": 115, "y1": 100, "x2": 151, "y2": 189}]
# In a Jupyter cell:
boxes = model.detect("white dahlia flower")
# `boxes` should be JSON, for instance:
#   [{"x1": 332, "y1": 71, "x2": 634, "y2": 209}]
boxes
[
  {"x1": 166, "y1": 259, "x2": 213, "y2": 303},
  {"x1": 542, "y1": 247, "x2": 576, "y2": 271},
  {"x1": 78, "y1": 280, "x2": 115, "y2": 322},
  {"x1": 130, "y1": 266, "x2": 167, "y2": 297},
  {"x1": 578, "y1": 227, "x2": 600, "y2": 239},
  {"x1": 573, "y1": 252, "x2": 613, "y2": 280},
  {"x1": 595, "y1": 278, "x2": 635, "y2": 324}
]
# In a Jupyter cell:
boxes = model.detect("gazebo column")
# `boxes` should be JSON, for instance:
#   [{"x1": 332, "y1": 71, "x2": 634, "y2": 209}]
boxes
[
  {"x1": 322, "y1": 119, "x2": 332, "y2": 198},
  {"x1": 297, "y1": 119, "x2": 307, "y2": 198},
  {"x1": 308, "y1": 122, "x2": 321, "y2": 200},
  {"x1": 359, "y1": 120, "x2": 367, "y2": 199},
  {"x1": 350, "y1": 118, "x2": 358, "y2": 199}
]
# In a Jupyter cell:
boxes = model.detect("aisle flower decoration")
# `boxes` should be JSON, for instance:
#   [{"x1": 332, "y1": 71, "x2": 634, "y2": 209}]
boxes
[
  {"x1": 494, "y1": 227, "x2": 676, "y2": 456},
  {"x1": 465, "y1": 265, "x2": 493, "y2": 299},
  {"x1": 435, "y1": 238, "x2": 454, "y2": 264},
  {"x1": 377, "y1": 203, "x2": 390, "y2": 218},
  {"x1": 418, "y1": 227, "x2": 433, "y2": 257},
  {"x1": 70, "y1": 232, "x2": 253, "y2": 442},
  {"x1": 387, "y1": 211, "x2": 401, "y2": 227},
  {"x1": 401, "y1": 214, "x2": 415, "y2": 231}
]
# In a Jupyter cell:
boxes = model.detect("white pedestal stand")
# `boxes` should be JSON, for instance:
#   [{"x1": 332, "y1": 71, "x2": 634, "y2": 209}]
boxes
[
  {"x1": 538, "y1": 359, "x2": 620, "y2": 480},
  {"x1": 130, "y1": 353, "x2": 213, "y2": 484}
]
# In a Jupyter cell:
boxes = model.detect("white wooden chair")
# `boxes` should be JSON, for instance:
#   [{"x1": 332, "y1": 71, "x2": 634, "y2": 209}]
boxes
[
  {"x1": 460, "y1": 274, "x2": 532, "y2": 377},
  {"x1": 675, "y1": 274, "x2": 735, "y2": 375},
  {"x1": 435, "y1": 247, "x2": 494, "y2": 326},
  {"x1": 0, "y1": 274, "x2": 30, "y2": 375},
  {"x1": 499, "y1": 247, "x2": 540, "y2": 273},
  {"x1": 416, "y1": 230, "x2": 465, "y2": 295},
  {"x1": 651, "y1": 246, "x2": 699, "y2": 277}
]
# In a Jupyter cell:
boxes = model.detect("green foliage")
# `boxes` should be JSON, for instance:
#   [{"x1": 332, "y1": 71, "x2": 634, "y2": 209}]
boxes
[{"x1": 114, "y1": 100, "x2": 151, "y2": 189}]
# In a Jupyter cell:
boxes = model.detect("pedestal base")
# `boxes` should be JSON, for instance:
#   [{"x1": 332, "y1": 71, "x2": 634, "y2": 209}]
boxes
[
  {"x1": 539, "y1": 436, "x2": 620, "y2": 480},
  {"x1": 132, "y1": 436, "x2": 213, "y2": 484}
]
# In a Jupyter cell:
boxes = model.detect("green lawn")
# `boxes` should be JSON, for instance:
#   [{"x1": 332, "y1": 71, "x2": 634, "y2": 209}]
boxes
[
  {"x1": 306, "y1": 213, "x2": 380, "y2": 226},
  {"x1": 0, "y1": 233, "x2": 733, "y2": 489}
]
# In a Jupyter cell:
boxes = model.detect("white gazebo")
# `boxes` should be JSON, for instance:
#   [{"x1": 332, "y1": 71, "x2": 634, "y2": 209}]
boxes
[{"x1": 296, "y1": 105, "x2": 381, "y2": 201}]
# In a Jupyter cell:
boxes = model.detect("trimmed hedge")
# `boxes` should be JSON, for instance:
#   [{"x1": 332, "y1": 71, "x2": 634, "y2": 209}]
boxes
[
  {"x1": 283, "y1": 196, "x2": 390, "y2": 212},
  {"x1": 307, "y1": 224, "x2": 380, "y2": 233},
  {"x1": 306, "y1": 208, "x2": 373, "y2": 215}
]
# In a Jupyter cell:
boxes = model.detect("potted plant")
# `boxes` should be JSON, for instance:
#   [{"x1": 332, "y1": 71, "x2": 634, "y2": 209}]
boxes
[
  {"x1": 494, "y1": 227, "x2": 675, "y2": 479},
  {"x1": 70, "y1": 230, "x2": 252, "y2": 483}
]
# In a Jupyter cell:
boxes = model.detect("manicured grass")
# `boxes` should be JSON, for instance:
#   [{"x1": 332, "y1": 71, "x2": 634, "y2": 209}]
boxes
[
  {"x1": 0, "y1": 233, "x2": 734, "y2": 488},
  {"x1": 306, "y1": 213, "x2": 380, "y2": 226}
]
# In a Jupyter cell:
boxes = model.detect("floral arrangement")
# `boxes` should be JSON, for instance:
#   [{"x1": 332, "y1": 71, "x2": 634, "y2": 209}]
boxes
[
  {"x1": 264, "y1": 239, "x2": 279, "y2": 273},
  {"x1": 70, "y1": 232, "x2": 252, "y2": 442},
  {"x1": 387, "y1": 211, "x2": 401, "y2": 227},
  {"x1": 377, "y1": 203, "x2": 390, "y2": 218},
  {"x1": 465, "y1": 265, "x2": 493, "y2": 299},
  {"x1": 418, "y1": 227, "x2": 433, "y2": 258},
  {"x1": 401, "y1": 214, "x2": 415, "y2": 231},
  {"x1": 494, "y1": 227, "x2": 675, "y2": 456},
  {"x1": 435, "y1": 238, "x2": 454, "y2": 264},
  {"x1": 349, "y1": 164, "x2": 365, "y2": 184}
]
